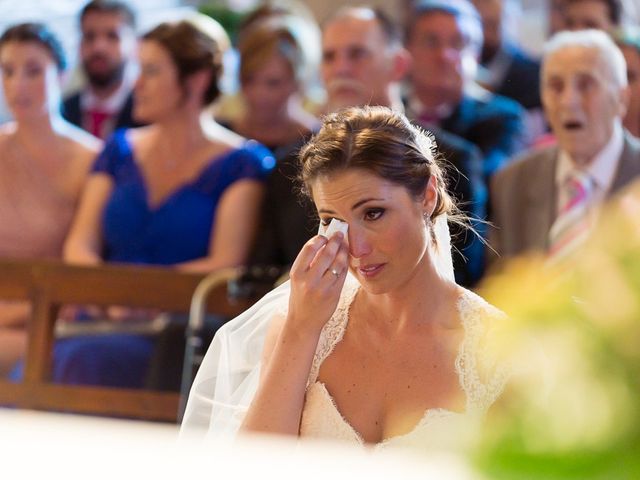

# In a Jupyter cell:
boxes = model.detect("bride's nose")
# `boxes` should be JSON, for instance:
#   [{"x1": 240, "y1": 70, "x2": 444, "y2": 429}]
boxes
[{"x1": 347, "y1": 226, "x2": 372, "y2": 258}]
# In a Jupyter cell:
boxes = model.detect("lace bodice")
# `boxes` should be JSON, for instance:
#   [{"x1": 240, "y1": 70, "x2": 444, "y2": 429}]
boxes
[{"x1": 299, "y1": 278, "x2": 509, "y2": 450}]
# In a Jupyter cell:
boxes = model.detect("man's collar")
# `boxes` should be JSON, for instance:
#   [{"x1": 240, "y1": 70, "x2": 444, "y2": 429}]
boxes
[
  {"x1": 80, "y1": 63, "x2": 137, "y2": 113},
  {"x1": 556, "y1": 121, "x2": 624, "y2": 193},
  {"x1": 405, "y1": 89, "x2": 455, "y2": 123}
]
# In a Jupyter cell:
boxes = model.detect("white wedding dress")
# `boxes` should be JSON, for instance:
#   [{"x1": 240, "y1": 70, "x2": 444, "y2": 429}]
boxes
[
  {"x1": 299, "y1": 279, "x2": 509, "y2": 450},
  {"x1": 181, "y1": 217, "x2": 509, "y2": 448}
]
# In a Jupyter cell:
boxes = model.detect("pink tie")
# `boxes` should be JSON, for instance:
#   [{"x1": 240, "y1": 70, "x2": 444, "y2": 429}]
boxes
[
  {"x1": 87, "y1": 109, "x2": 110, "y2": 139},
  {"x1": 548, "y1": 171, "x2": 594, "y2": 260}
]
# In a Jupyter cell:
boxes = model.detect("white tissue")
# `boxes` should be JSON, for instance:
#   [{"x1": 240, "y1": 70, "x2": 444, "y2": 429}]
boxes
[{"x1": 320, "y1": 218, "x2": 349, "y2": 238}]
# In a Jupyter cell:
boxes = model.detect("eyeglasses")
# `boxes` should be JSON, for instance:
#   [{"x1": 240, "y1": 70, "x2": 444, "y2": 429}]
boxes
[{"x1": 413, "y1": 34, "x2": 469, "y2": 53}]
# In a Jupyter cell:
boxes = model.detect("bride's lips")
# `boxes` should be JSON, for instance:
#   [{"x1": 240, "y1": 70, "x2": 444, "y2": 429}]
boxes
[{"x1": 357, "y1": 263, "x2": 385, "y2": 278}]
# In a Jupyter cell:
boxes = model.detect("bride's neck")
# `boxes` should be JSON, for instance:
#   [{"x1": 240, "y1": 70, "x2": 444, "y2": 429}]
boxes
[{"x1": 356, "y1": 262, "x2": 459, "y2": 333}]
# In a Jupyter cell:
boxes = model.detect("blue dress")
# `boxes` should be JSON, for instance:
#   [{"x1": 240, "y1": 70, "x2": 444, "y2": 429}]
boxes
[{"x1": 11, "y1": 130, "x2": 274, "y2": 388}]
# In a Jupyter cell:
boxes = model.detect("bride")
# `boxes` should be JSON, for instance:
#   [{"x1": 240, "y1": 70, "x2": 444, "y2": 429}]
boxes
[{"x1": 181, "y1": 106, "x2": 508, "y2": 448}]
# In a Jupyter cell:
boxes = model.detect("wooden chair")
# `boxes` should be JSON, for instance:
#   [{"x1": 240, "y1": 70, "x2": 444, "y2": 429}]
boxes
[{"x1": 0, "y1": 259, "x2": 257, "y2": 422}]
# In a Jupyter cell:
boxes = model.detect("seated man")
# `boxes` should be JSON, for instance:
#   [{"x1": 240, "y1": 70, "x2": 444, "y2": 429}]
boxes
[
  {"x1": 404, "y1": 0, "x2": 527, "y2": 184},
  {"x1": 62, "y1": 0, "x2": 143, "y2": 140},
  {"x1": 490, "y1": 29, "x2": 640, "y2": 261}
]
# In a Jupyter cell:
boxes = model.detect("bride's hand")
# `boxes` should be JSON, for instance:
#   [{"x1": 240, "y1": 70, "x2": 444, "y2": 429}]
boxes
[{"x1": 286, "y1": 232, "x2": 349, "y2": 335}]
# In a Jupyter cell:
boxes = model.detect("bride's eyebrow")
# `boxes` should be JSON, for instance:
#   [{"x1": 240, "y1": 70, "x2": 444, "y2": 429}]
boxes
[{"x1": 318, "y1": 197, "x2": 385, "y2": 215}]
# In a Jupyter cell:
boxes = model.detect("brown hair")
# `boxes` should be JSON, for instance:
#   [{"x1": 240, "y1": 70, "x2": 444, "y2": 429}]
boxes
[
  {"x1": 0, "y1": 22, "x2": 66, "y2": 71},
  {"x1": 80, "y1": 0, "x2": 136, "y2": 29},
  {"x1": 299, "y1": 106, "x2": 458, "y2": 224},
  {"x1": 238, "y1": 18, "x2": 304, "y2": 86},
  {"x1": 142, "y1": 20, "x2": 223, "y2": 106}
]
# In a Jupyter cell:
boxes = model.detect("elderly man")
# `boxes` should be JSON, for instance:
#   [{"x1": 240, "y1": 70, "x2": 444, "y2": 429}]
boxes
[
  {"x1": 63, "y1": 0, "x2": 142, "y2": 139},
  {"x1": 490, "y1": 29, "x2": 640, "y2": 260},
  {"x1": 250, "y1": 6, "x2": 487, "y2": 286},
  {"x1": 405, "y1": 0, "x2": 527, "y2": 183}
]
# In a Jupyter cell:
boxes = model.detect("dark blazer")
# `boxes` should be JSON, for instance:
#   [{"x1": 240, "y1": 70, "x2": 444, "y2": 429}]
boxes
[
  {"x1": 491, "y1": 44, "x2": 542, "y2": 111},
  {"x1": 489, "y1": 132, "x2": 640, "y2": 259},
  {"x1": 440, "y1": 90, "x2": 527, "y2": 182},
  {"x1": 248, "y1": 135, "x2": 317, "y2": 269},
  {"x1": 426, "y1": 126, "x2": 487, "y2": 286},
  {"x1": 62, "y1": 90, "x2": 144, "y2": 136}
]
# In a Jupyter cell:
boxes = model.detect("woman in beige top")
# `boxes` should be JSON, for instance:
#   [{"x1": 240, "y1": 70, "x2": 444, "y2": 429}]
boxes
[{"x1": 0, "y1": 23, "x2": 100, "y2": 376}]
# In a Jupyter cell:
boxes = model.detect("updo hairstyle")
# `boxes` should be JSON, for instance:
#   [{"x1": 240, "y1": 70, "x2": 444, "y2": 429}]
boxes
[
  {"x1": 142, "y1": 18, "x2": 226, "y2": 106},
  {"x1": 238, "y1": 17, "x2": 306, "y2": 87},
  {"x1": 0, "y1": 22, "x2": 66, "y2": 71},
  {"x1": 299, "y1": 106, "x2": 457, "y2": 223}
]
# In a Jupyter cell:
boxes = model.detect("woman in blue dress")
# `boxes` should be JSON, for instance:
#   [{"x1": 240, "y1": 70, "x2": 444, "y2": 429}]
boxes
[{"x1": 56, "y1": 17, "x2": 274, "y2": 388}]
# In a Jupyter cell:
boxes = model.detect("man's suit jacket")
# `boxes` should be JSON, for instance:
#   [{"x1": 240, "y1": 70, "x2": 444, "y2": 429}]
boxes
[
  {"x1": 491, "y1": 44, "x2": 542, "y2": 111},
  {"x1": 62, "y1": 90, "x2": 144, "y2": 137},
  {"x1": 490, "y1": 132, "x2": 640, "y2": 259},
  {"x1": 440, "y1": 90, "x2": 527, "y2": 181},
  {"x1": 425, "y1": 126, "x2": 487, "y2": 286}
]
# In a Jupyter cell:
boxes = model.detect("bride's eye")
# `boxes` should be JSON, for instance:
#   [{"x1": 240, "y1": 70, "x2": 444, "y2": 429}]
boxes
[
  {"x1": 364, "y1": 208, "x2": 384, "y2": 221},
  {"x1": 320, "y1": 217, "x2": 333, "y2": 226}
]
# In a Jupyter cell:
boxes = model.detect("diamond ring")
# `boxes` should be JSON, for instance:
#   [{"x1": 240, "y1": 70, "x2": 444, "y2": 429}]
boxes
[{"x1": 330, "y1": 268, "x2": 340, "y2": 277}]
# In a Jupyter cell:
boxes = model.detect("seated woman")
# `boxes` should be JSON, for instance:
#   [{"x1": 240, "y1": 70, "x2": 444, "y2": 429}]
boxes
[
  {"x1": 226, "y1": 15, "x2": 321, "y2": 269},
  {"x1": 54, "y1": 17, "x2": 274, "y2": 388},
  {"x1": 0, "y1": 23, "x2": 100, "y2": 376},
  {"x1": 181, "y1": 106, "x2": 509, "y2": 448}
]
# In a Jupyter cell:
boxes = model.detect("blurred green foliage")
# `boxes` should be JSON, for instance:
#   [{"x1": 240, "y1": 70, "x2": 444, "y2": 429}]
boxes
[
  {"x1": 198, "y1": 2, "x2": 247, "y2": 45},
  {"x1": 473, "y1": 184, "x2": 640, "y2": 478}
]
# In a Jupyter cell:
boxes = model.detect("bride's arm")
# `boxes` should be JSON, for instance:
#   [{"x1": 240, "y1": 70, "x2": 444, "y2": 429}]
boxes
[
  {"x1": 239, "y1": 310, "x2": 321, "y2": 435},
  {"x1": 240, "y1": 233, "x2": 348, "y2": 436}
]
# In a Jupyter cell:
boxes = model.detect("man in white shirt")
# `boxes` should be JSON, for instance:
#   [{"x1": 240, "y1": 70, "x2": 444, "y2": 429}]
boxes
[
  {"x1": 490, "y1": 28, "x2": 640, "y2": 259},
  {"x1": 63, "y1": 0, "x2": 141, "y2": 140}
]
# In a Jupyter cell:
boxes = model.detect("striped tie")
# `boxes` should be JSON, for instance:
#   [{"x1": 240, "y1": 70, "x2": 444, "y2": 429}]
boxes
[{"x1": 548, "y1": 171, "x2": 594, "y2": 260}]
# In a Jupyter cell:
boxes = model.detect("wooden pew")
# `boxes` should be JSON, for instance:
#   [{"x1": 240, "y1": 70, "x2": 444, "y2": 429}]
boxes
[{"x1": 0, "y1": 259, "x2": 255, "y2": 422}]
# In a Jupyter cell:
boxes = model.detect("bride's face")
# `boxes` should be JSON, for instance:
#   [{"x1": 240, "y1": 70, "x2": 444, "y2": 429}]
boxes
[{"x1": 312, "y1": 167, "x2": 436, "y2": 294}]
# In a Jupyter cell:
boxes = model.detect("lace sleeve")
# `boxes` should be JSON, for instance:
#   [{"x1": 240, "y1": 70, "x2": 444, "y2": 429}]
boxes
[
  {"x1": 455, "y1": 291, "x2": 511, "y2": 414},
  {"x1": 306, "y1": 277, "x2": 360, "y2": 386}
]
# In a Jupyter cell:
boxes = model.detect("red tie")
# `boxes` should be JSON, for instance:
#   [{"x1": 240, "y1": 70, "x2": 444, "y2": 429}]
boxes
[{"x1": 87, "y1": 109, "x2": 110, "y2": 139}]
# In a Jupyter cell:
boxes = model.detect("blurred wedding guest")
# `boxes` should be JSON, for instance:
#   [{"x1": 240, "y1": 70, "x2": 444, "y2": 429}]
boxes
[
  {"x1": 404, "y1": 0, "x2": 527, "y2": 186},
  {"x1": 224, "y1": 17, "x2": 317, "y2": 151},
  {"x1": 0, "y1": 23, "x2": 100, "y2": 376},
  {"x1": 490, "y1": 29, "x2": 640, "y2": 261},
  {"x1": 563, "y1": 0, "x2": 622, "y2": 32},
  {"x1": 52, "y1": 18, "x2": 274, "y2": 389},
  {"x1": 549, "y1": 0, "x2": 568, "y2": 36},
  {"x1": 472, "y1": 0, "x2": 545, "y2": 142},
  {"x1": 614, "y1": 27, "x2": 640, "y2": 137},
  {"x1": 62, "y1": 0, "x2": 143, "y2": 140},
  {"x1": 219, "y1": 16, "x2": 320, "y2": 270},
  {"x1": 214, "y1": 0, "x2": 322, "y2": 126}
]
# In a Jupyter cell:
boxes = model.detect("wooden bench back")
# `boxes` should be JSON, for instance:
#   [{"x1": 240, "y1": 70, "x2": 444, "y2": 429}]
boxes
[{"x1": 0, "y1": 259, "x2": 254, "y2": 422}]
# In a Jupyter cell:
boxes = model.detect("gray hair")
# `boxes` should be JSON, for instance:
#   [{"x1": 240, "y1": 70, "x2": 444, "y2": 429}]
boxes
[{"x1": 544, "y1": 29, "x2": 628, "y2": 88}]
